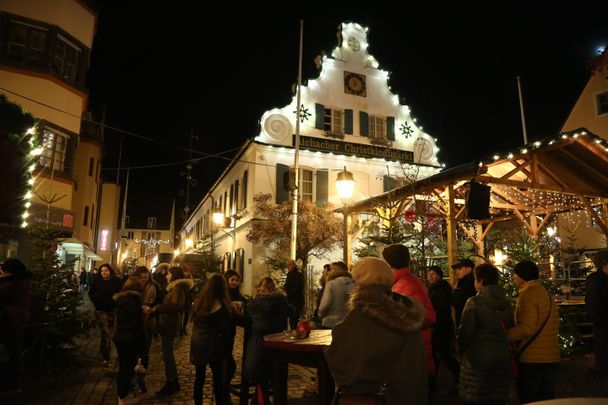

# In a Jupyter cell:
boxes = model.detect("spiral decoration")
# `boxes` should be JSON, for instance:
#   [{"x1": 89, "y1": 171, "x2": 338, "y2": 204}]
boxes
[
  {"x1": 263, "y1": 114, "x2": 292, "y2": 141},
  {"x1": 413, "y1": 137, "x2": 435, "y2": 163}
]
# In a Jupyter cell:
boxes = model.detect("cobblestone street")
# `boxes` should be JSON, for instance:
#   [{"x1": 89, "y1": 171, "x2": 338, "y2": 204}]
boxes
[{"x1": 5, "y1": 300, "x2": 608, "y2": 405}]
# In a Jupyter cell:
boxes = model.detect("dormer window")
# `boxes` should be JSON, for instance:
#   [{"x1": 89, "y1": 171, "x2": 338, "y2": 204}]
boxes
[{"x1": 147, "y1": 217, "x2": 157, "y2": 229}]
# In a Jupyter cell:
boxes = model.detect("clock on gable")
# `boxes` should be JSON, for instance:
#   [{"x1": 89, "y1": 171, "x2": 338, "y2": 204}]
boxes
[
  {"x1": 344, "y1": 71, "x2": 366, "y2": 97},
  {"x1": 347, "y1": 36, "x2": 361, "y2": 51}
]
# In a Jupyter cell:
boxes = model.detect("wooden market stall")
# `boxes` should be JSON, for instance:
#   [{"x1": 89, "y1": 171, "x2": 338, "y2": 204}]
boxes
[{"x1": 342, "y1": 128, "x2": 608, "y2": 276}]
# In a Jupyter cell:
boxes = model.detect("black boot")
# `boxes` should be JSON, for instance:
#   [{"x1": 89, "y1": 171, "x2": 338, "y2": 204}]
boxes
[{"x1": 155, "y1": 380, "x2": 180, "y2": 397}]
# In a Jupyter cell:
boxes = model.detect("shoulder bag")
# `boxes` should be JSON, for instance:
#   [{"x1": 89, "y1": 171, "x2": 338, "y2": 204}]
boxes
[
  {"x1": 516, "y1": 291, "x2": 552, "y2": 359},
  {"x1": 334, "y1": 336, "x2": 408, "y2": 405}
]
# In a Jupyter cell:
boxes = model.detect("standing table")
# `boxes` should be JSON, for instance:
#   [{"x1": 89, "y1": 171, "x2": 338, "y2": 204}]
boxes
[{"x1": 263, "y1": 329, "x2": 334, "y2": 405}]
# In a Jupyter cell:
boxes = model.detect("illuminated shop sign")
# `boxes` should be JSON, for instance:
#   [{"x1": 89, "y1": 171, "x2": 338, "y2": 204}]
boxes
[
  {"x1": 100, "y1": 229, "x2": 108, "y2": 251},
  {"x1": 294, "y1": 135, "x2": 413, "y2": 163}
]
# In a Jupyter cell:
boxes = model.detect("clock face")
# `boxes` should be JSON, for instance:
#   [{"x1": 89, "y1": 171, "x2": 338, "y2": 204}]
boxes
[
  {"x1": 348, "y1": 36, "x2": 360, "y2": 51},
  {"x1": 344, "y1": 71, "x2": 366, "y2": 97}
]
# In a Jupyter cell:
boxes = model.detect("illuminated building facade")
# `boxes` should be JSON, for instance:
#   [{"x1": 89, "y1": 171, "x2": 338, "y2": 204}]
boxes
[{"x1": 179, "y1": 22, "x2": 442, "y2": 293}]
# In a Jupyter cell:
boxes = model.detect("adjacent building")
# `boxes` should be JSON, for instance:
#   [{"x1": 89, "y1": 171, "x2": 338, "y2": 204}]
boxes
[
  {"x1": 0, "y1": 0, "x2": 101, "y2": 267},
  {"x1": 559, "y1": 48, "x2": 608, "y2": 251},
  {"x1": 178, "y1": 22, "x2": 442, "y2": 294}
]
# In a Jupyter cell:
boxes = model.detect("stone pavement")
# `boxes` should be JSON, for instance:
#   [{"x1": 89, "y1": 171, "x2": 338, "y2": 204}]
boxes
[
  {"x1": 21, "y1": 324, "x2": 318, "y2": 405},
  {"x1": 10, "y1": 294, "x2": 608, "y2": 405}
]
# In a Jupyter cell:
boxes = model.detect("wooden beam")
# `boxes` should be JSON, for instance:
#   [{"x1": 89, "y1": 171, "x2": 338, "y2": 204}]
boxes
[
  {"x1": 476, "y1": 175, "x2": 606, "y2": 198},
  {"x1": 579, "y1": 196, "x2": 608, "y2": 237},
  {"x1": 446, "y1": 185, "x2": 458, "y2": 285},
  {"x1": 536, "y1": 212, "x2": 554, "y2": 236},
  {"x1": 479, "y1": 222, "x2": 494, "y2": 241},
  {"x1": 476, "y1": 224, "x2": 485, "y2": 256},
  {"x1": 501, "y1": 158, "x2": 532, "y2": 180},
  {"x1": 514, "y1": 209, "x2": 535, "y2": 234},
  {"x1": 455, "y1": 205, "x2": 467, "y2": 221}
]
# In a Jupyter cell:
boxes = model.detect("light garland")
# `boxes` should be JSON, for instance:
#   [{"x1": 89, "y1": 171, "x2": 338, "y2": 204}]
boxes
[{"x1": 22, "y1": 125, "x2": 40, "y2": 228}]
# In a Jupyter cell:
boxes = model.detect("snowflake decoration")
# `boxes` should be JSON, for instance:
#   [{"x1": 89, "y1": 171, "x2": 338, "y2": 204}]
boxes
[
  {"x1": 400, "y1": 122, "x2": 414, "y2": 138},
  {"x1": 293, "y1": 104, "x2": 311, "y2": 123}
]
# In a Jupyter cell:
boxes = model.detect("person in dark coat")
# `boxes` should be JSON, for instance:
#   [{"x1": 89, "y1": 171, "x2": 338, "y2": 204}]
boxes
[
  {"x1": 0, "y1": 258, "x2": 32, "y2": 392},
  {"x1": 325, "y1": 257, "x2": 428, "y2": 405},
  {"x1": 224, "y1": 269, "x2": 248, "y2": 385},
  {"x1": 134, "y1": 265, "x2": 163, "y2": 393},
  {"x1": 112, "y1": 276, "x2": 145, "y2": 405},
  {"x1": 149, "y1": 266, "x2": 194, "y2": 397},
  {"x1": 457, "y1": 263, "x2": 514, "y2": 405},
  {"x1": 189, "y1": 273, "x2": 233, "y2": 405},
  {"x1": 312, "y1": 263, "x2": 331, "y2": 326},
  {"x1": 284, "y1": 259, "x2": 304, "y2": 329},
  {"x1": 245, "y1": 277, "x2": 290, "y2": 404},
  {"x1": 586, "y1": 249, "x2": 608, "y2": 397},
  {"x1": 153, "y1": 262, "x2": 170, "y2": 292},
  {"x1": 427, "y1": 265, "x2": 460, "y2": 393},
  {"x1": 88, "y1": 263, "x2": 123, "y2": 366},
  {"x1": 452, "y1": 259, "x2": 477, "y2": 327}
]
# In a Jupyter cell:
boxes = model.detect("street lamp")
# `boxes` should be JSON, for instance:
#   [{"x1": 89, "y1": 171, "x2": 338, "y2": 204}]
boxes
[
  {"x1": 336, "y1": 166, "x2": 355, "y2": 204},
  {"x1": 336, "y1": 167, "x2": 355, "y2": 266}
]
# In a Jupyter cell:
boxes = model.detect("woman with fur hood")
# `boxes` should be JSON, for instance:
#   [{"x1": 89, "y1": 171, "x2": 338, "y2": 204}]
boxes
[
  {"x1": 113, "y1": 276, "x2": 145, "y2": 405},
  {"x1": 245, "y1": 277, "x2": 290, "y2": 404},
  {"x1": 324, "y1": 257, "x2": 428, "y2": 405},
  {"x1": 148, "y1": 266, "x2": 194, "y2": 397},
  {"x1": 318, "y1": 261, "x2": 356, "y2": 328}
]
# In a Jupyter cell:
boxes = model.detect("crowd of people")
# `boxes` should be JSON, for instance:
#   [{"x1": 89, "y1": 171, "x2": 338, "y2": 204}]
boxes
[{"x1": 1, "y1": 246, "x2": 608, "y2": 404}]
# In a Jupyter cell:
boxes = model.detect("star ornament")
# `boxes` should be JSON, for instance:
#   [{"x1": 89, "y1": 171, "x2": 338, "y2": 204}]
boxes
[
  {"x1": 400, "y1": 122, "x2": 413, "y2": 138},
  {"x1": 293, "y1": 104, "x2": 311, "y2": 123}
]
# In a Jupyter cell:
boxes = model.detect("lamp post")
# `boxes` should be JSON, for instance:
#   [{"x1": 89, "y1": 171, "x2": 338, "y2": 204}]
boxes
[{"x1": 336, "y1": 166, "x2": 355, "y2": 266}]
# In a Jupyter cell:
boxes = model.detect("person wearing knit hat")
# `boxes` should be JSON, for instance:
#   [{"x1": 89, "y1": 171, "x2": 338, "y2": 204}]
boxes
[
  {"x1": 513, "y1": 261, "x2": 539, "y2": 281},
  {"x1": 586, "y1": 249, "x2": 608, "y2": 395},
  {"x1": 325, "y1": 256, "x2": 428, "y2": 404},
  {"x1": 382, "y1": 243, "x2": 437, "y2": 379},
  {"x1": 507, "y1": 261, "x2": 560, "y2": 403},
  {"x1": 351, "y1": 257, "x2": 394, "y2": 286},
  {"x1": 0, "y1": 258, "x2": 32, "y2": 391}
]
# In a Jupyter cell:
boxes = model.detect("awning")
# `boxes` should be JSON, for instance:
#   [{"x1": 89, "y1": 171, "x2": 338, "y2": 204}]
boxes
[{"x1": 58, "y1": 238, "x2": 103, "y2": 261}]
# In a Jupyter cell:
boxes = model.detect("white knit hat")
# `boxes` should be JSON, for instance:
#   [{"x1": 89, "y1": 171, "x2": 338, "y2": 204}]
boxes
[{"x1": 351, "y1": 257, "x2": 394, "y2": 287}]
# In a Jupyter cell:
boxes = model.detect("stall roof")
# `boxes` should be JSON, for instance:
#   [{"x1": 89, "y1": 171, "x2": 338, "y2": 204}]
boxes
[{"x1": 344, "y1": 128, "x2": 608, "y2": 234}]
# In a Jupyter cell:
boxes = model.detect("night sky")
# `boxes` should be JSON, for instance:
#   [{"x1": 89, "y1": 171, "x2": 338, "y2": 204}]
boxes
[{"x1": 87, "y1": 4, "x2": 608, "y2": 223}]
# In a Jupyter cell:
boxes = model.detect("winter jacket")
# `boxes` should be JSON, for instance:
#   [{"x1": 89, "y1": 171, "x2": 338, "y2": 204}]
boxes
[
  {"x1": 586, "y1": 270, "x2": 608, "y2": 376},
  {"x1": 507, "y1": 280, "x2": 560, "y2": 364},
  {"x1": 428, "y1": 278, "x2": 455, "y2": 342},
  {"x1": 190, "y1": 304, "x2": 233, "y2": 366},
  {"x1": 244, "y1": 292, "x2": 290, "y2": 383},
  {"x1": 284, "y1": 268, "x2": 305, "y2": 309},
  {"x1": 141, "y1": 279, "x2": 163, "y2": 331},
  {"x1": 152, "y1": 278, "x2": 194, "y2": 338},
  {"x1": 324, "y1": 285, "x2": 428, "y2": 405},
  {"x1": 88, "y1": 275, "x2": 123, "y2": 312},
  {"x1": 112, "y1": 290, "x2": 144, "y2": 343},
  {"x1": 0, "y1": 272, "x2": 32, "y2": 342},
  {"x1": 453, "y1": 272, "x2": 476, "y2": 326},
  {"x1": 318, "y1": 271, "x2": 356, "y2": 328},
  {"x1": 392, "y1": 267, "x2": 436, "y2": 375},
  {"x1": 457, "y1": 284, "x2": 514, "y2": 403}
]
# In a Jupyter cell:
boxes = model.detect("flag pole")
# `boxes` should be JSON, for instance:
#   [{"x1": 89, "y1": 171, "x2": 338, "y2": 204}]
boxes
[
  {"x1": 517, "y1": 76, "x2": 528, "y2": 145},
  {"x1": 290, "y1": 20, "x2": 304, "y2": 261}
]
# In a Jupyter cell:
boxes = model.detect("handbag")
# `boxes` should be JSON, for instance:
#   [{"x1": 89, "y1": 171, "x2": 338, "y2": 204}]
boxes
[{"x1": 334, "y1": 336, "x2": 407, "y2": 405}]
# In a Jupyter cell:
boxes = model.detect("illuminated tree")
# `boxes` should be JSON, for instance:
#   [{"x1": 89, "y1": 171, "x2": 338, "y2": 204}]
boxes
[{"x1": 246, "y1": 193, "x2": 343, "y2": 272}]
